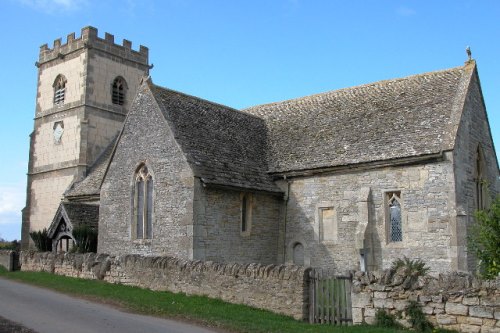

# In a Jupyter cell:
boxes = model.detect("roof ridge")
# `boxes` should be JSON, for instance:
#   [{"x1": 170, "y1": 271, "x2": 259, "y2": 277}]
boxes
[
  {"x1": 150, "y1": 82, "x2": 260, "y2": 116},
  {"x1": 243, "y1": 64, "x2": 466, "y2": 112},
  {"x1": 150, "y1": 82, "x2": 266, "y2": 121}
]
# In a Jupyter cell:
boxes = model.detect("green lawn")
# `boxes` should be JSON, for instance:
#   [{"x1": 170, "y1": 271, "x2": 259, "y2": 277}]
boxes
[{"x1": 0, "y1": 267, "x2": 407, "y2": 333}]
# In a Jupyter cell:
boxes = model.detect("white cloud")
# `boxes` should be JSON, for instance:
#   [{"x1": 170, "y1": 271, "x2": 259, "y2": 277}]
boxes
[
  {"x1": 396, "y1": 6, "x2": 416, "y2": 17},
  {"x1": 16, "y1": 0, "x2": 88, "y2": 13},
  {"x1": 0, "y1": 184, "x2": 25, "y2": 225}
]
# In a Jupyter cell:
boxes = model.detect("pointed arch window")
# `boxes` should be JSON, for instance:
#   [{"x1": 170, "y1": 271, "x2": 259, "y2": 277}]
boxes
[
  {"x1": 388, "y1": 192, "x2": 402, "y2": 242},
  {"x1": 53, "y1": 75, "x2": 67, "y2": 105},
  {"x1": 134, "y1": 164, "x2": 153, "y2": 239},
  {"x1": 112, "y1": 77, "x2": 127, "y2": 105}
]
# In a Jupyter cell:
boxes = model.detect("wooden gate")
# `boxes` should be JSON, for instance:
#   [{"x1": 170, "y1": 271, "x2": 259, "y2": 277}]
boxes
[{"x1": 309, "y1": 269, "x2": 353, "y2": 325}]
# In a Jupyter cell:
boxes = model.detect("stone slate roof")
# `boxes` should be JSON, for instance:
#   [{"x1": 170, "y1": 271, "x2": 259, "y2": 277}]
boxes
[
  {"x1": 48, "y1": 202, "x2": 99, "y2": 238},
  {"x1": 63, "y1": 62, "x2": 477, "y2": 196},
  {"x1": 65, "y1": 137, "x2": 117, "y2": 199},
  {"x1": 149, "y1": 82, "x2": 281, "y2": 193},
  {"x1": 244, "y1": 62, "x2": 475, "y2": 174}
]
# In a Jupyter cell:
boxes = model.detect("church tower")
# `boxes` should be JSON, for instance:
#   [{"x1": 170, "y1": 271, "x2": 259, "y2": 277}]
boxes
[{"x1": 22, "y1": 27, "x2": 150, "y2": 248}]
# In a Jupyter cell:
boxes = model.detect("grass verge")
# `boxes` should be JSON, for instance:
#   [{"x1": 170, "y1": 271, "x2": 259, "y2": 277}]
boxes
[{"x1": 0, "y1": 267, "x2": 407, "y2": 333}]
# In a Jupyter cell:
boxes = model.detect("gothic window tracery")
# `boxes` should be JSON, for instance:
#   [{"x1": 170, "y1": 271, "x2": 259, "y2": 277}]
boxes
[
  {"x1": 112, "y1": 77, "x2": 127, "y2": 105},
  {"x1": 134, "y1": 164, "x2": 153, "y2": 239},
  {"x1": 388, "y1": 192, "x2": 402, "y2": 242},
  {"x1": 53, "y1": 75, "x2": 67, "y2": 105}
]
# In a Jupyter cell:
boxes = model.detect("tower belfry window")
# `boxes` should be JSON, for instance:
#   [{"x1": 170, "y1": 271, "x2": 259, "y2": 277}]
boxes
[
  {"x1": 112, "y1": 77, "x2": 126, "y2": 105},
  {"x1": 53, "y1": 75, "x2": 67, "y2": 105}
]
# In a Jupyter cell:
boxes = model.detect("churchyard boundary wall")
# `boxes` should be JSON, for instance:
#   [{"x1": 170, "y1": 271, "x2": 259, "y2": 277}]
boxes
[
  {"x1": 0, "y1": 250, "x2": 18, "y2": 271},
  {"x1": 20, "y1": 251, "x2": 309, "y2": 319},
  {"x1": 351, "y1": 269, "x2": 499, "y2": 333},
  {"x1": 20, "y1": 252, "x2": 499, "y2": 332}
]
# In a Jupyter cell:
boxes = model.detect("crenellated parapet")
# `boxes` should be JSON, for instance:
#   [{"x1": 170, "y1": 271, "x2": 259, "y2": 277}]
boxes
[{"x1": 38, "y1": 26, "x2": 149, "y2": 67}]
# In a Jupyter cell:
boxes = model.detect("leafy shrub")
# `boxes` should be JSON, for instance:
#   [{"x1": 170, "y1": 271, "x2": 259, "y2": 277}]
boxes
[
  {"x1": 29, "y1": 228, "x2": 52, "y2": 252},
  {"x1": 375, "y1": 309, "x2": 402, "y2": 329},
  {"x1": 469, "y1": 196, "x2": 500, "y2": 279},
  {"x1": 0, "y1": 240, "x2": 19, "y2": 251},
  {"x1": 71, "y1": 225, "x2": 97, "y2": 253},
  {"x1": 391, "y1": 256, "x2": 429, "y2": 276},
  {"x1": 405, "y1": 301, "x2": 433, "y2": 333}
]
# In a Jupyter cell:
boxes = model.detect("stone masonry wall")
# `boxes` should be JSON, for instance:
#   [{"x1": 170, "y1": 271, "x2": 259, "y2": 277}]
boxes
[
  {"x1": 452, "y1": 70, "x2": 500, "y2": 272},
  {"x1": 0, "y1": 250, "x2": 18, "y2": 271},
  {"x1": 351, "y1": 269, "x2": 499, "y2": 333},
  {"x1": 193, "y1": 183, "x2": 282, "y2": 265},
  {"x1": 20, "y1": 251, "x2": 499, "y2": 331},
  {"x1": 285, "y1": 158, "x2": 457, "y2": 273},
  {"x1": 20, "y1": 251, "x2": 309, "y2": 320},
  {"x1": 98, "y1": 85, "x2": 195, "y2": 258}
]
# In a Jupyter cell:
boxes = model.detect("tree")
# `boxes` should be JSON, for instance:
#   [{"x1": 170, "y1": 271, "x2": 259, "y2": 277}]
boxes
[{"x1": 469, "y1": 196, "x2": 500, "y2": 279}]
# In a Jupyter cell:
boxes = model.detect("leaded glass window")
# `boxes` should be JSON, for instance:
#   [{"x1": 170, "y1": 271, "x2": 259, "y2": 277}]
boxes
[
  {"x1": 388, "y1": 192, "x2": 402, "y2": 242},
  {"x1": 134, "y1": 164, "x2": 153, "y2": 239}
]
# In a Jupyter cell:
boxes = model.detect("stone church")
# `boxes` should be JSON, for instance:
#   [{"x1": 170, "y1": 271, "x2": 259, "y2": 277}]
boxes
[{"x1": 22, "y1": 27, "x2": 499, "y2": 274}]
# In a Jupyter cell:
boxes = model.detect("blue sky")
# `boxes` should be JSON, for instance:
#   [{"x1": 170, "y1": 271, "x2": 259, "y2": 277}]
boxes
[{"x1": 0, "y1": 0, "x2": 499, "y2": 240}]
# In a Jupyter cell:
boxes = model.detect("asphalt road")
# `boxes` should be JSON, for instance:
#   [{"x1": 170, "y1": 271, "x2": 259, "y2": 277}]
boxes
[{"x1": 0, "y1": 277, "x2": 218, "y2": 333}]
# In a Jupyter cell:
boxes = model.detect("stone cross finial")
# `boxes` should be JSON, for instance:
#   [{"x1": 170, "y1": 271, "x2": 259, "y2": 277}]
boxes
[{"x1": 466, "y1": 46, "x2": 472, "y2": 61}]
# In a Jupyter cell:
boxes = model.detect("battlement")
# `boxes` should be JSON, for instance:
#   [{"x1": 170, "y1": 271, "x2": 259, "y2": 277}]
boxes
[{"x1": 38, "y1": 26, "x2": 149, "y2": 66}]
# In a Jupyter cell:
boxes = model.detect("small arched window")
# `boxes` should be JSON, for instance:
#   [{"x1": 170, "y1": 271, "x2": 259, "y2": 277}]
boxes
[
  {"x1": 134, "y1": 164, "x2": 153, "y2": 239},
  {"x1": 293, "y1": 242, "x2": 304, "y2": 266},
  {"x1": 112, "y1": 77, "x2": 127, "y2": 105},
  {"x1": 388, "y1": 192, "x2": 402, "y2": 242},
  {"x1": 53, "y1": 75, "x2": 67, "y2": 105}
]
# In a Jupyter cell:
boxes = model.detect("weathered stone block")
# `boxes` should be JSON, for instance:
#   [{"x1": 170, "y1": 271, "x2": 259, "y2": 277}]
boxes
[
  {"x1": 351, "y1": 292, "x2": 372, "y2": 308},
  {"x1": 419, "y1": 295, "x2": 432, "y2": 303},
  {"x1": 436, "y1": 314, "x2": 457, "y2": 325},
  {"x1": 463, "y1": 296, "x2": 479, "y2": 305},
  {"x1": 374, "y1": 298, "x2": 394, "y2": 309},
  {"x1": 374, "y1": 291, "x2": 388, "y2": 299},
  {"x1": 483, "y1": 319, "x2": 497, "y2": 327},
  {"x1": 460, "y1": 324, "x2": 481, "y2": 333},
  {"x1": 470, "y1": 306, "x2": 494, "y2": 318},
  {"x1": 445, "y1": 302, "x2": 468, "y2": 315},
  {"x1": 432, "y1": 295, "x2": 443, "y2": 303},
  {"x1": 352, "y1": 307, "x2": 364, "y2": 324},
  {"x1": 482, "y1": 327, "x2": 500, "y2": 333},
  {"x1": 394, "y1": 300, "x2": 408, "y2": 311}
]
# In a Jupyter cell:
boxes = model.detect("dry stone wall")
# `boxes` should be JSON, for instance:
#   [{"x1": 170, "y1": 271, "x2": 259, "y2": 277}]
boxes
[
  {"x1": 20, "y1": 251, "x2": 309, "y2": 320},
  {"x1": 351, "y1": 268, "x2": 499, "y2": 333},
  {"x1": 20, "y1": 251, "x2": 500, "y2": 332},
  {"x1": 0, "y1": 250, "x2": 18, "y2": 271}
]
